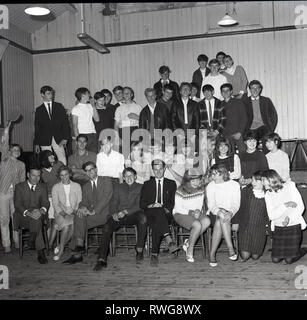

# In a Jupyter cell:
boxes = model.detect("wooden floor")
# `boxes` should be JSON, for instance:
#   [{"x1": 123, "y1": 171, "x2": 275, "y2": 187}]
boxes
[{"x1": 1, "y1": 243, "x2": 307, "y2": 300}]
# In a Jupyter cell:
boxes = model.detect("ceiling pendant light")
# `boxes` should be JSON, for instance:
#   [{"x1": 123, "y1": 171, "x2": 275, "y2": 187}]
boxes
[
  {"x1": 24, "y1": 6, "x2": 51, "y2": 16},
  {"x1": 218, "y1": 2, "x2": 238, "y2": 27}
]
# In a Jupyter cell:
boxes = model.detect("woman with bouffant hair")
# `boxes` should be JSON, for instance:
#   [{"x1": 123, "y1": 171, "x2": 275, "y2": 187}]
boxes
[
  {"x1": 173, "y1": 168, "x2": 211, "y2": 263},
  {"x1": 49, "y1": 165, "x2": 82, "y2": 261},
  {"x1": 262, "y1": 169, "x2": 307, "y2": 264}
]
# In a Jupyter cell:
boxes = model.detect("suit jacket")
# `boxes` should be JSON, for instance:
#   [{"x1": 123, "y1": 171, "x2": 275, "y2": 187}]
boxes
[
  {"x1": 139, "y1": 102, "x2": 171, "y2": 131},
  {"x1": 243, "y1": 96, "x2": 278, "y2": 134},
  {"x1": 198, "y1": 97, "x2": 226, "y2": 133},
  {"x1": 14, "y1": 181, "x2": 50, "y2": 217},
  {"x1": 52, "y1": 181, "x2": 82, "y2": 214},
  {"x1": 192, "y1": 67, "x2": 211, "y2": 98},
  {"x1": 153, "y1": 79, "x2": 180, "y2": 101},
  {"x1": 79, "y1": 176, "x2": 113, "y2": 225},
  {"x1": 34, "y1": 101, "x2": 70, "y2": 146},
  {"x1": 171, "y1": 98, "x2": 200, "y2": 134},
  {"x1": 140, "y1": 177, "x2": 176, "y2": 214}
]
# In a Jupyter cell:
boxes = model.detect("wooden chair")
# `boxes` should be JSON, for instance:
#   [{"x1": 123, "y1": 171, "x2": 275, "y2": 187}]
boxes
[
  {"x1": 146, "y1": 225, "x2": 176, "y2": 256},
  {"x1": 85, "y1": 227, "x2": 113, "y2": 256},
  {"x1": 112, "y1": 225, "x2": 138, "y2": 256}
]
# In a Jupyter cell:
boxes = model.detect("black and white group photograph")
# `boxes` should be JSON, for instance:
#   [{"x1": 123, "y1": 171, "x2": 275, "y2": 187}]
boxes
[{"x1": 1, "y1": 1, "x2": 307, "y2": 305}]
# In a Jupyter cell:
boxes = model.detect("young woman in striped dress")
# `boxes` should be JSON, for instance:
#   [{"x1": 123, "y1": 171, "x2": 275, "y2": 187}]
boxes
[{"x1": 232, "y1": 171, "x2": 269, "y2": 261}]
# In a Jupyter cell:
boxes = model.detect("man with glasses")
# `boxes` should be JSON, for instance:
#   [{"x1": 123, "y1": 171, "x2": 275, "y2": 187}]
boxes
[
  {"x1": 93, "y1": 167, "x2": 147, "y2": 271},
  {"x1": 63, "y1": 161, "x2": 113, "y2": 264}
]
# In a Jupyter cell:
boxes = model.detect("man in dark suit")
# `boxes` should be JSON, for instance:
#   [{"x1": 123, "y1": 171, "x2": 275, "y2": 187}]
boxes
[
  {"x1": 153, "y1": 65, "x2": 180, "y2": 101},
  {"x1": 14, "y1": 167, "x2": 50, "y2": 264},
  {"x1": 192, "y1": 54, "x2": 211, "y2": 98},
  {"x1": 198, "y1": 84, "x2": 226, "y2": 134},
  {"x1": 63, "y1": 161, "x2": 113, "y2": 264},
  {"x1": 34, "y1": 85, "x2": 70, "y2": 165},
  {"x1": 139, "y1": 88, "x2": 171, "y2": 142},
  {"x1": 93, "y1": 167, "x2": 147, "y2": 271},
  {"x1": 140, "y1": 159, "x2": 179, "y2": 266},
  {"x1": 171, "y1": 82, "x2": 200, "y2": 137},
  {"x1": 243, "y1": 80, "x2": 278, "y2": 151}
]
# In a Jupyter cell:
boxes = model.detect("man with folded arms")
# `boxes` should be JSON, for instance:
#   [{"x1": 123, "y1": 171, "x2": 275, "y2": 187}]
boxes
[{"x1": 94, "y1": 167, "x2": 147, "y2": 270}]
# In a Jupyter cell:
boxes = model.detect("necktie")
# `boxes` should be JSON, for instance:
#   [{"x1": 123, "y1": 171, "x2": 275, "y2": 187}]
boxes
[
  {"x1": 157, "y1": 180, "x2": 162, "y2": 204},
  {"x1": 48, "y1": 102, "x2": 52, "y2": 119},
  {"x1": 31, "y1": 185, "x2": 35, "y2": 192},
  {"x1": 92, "y1": 181, "x2": 97, "y2": 203},
  {"x1": 208, "y1": 100, "x2": 213, "y2": 127}
]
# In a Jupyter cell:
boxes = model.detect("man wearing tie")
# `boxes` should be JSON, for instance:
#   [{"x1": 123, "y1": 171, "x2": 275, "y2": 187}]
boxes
[
  {"x1": 140, "y1": 159, "x2": 179, "y2": 266},
  {"x1": 198, "y1": 84, "x2": 226, "y2": 135},
  {"x1": 14, "y1": 167, "x2": 50, "y2": 264},
  {"x1": 63, "y1": 161, "x2": 113, "y2": 264},
  {"x1": 34, "y1": 86, "x2": 70, "y2": 165}
]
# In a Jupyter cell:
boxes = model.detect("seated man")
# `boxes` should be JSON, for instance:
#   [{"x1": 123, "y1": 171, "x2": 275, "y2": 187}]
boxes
[
  {"x1": 14, "y1": 167, "x2": 49, "y2": 264},
  {"x1": 94, "y1": 167, "x2": 147, "y2": 271},
  {"x1": 63, "y1": 161, "x2": 113, "y2": 264},
  {"x1": 68, "y1": 134, "x2": 97, "y2": 186},
  {"x1": 140, "y1": 159, "x2": 179, "y2": 267}
]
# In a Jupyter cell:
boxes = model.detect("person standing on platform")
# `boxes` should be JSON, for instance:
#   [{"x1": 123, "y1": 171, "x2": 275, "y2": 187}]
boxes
[
  {"x1": 34, "y1": 85, "x2": 70, "y2": 165},
  {"x1": 192, "y1": 54, "x2": 211, "y2": 99},
  {"x1": 154, "y1": 65, "x2": 180, "y2": 101}
]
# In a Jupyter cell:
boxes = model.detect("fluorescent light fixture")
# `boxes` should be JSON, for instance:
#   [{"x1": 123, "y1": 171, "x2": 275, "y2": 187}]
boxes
[
  {"x1": 24, "y1": 6, "x2": 50, "y2": 16},
  {"x1": 77, "y1": 33, "x2": 110, "y2": 54},
  {"x1": 218, "y1": 13, "x2": 237, "y2": 26}
]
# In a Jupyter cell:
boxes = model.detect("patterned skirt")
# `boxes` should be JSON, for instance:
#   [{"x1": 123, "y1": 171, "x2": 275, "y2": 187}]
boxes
[
  {"x1": 239, "y1": 224, "x2": 267, "y2": 256},
  {"x1": 272, "y1": 224, "x2": 301, "y2": 259}
]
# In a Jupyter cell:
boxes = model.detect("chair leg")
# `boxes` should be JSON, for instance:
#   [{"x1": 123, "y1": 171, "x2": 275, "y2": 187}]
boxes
[
  {"x1": 84, "y1": 229, "x2": 88, "y2": 256},
  {"x1": 112, "y1": 232, "x2": 116, "y2": 257},
  {"x1": 201, "y1": 233, "x2": 206, "y2": 259}
]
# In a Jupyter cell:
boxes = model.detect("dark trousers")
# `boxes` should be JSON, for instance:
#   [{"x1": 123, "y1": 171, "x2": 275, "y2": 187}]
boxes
[
  {"x1": 249, "y1": 125, "x2": 270, "y2": 153},
  {"x1": 84, "y1": 133, "x2": 98, "y2": 154},
  {"x1": 144, "y1": 207, "x2": 174, "y2": 254},
  {"x1": 98, "y1": 210, "x2": 147, "y2": 261},
  {"x1": 225, "y1": 134, "x2": 246, "y2": 154},
  {"x1": 15, "y1": 213, "x2": 45, "y2": 251}
]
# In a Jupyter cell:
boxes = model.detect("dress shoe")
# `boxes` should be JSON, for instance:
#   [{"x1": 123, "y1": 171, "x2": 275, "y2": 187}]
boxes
[
  {"x1": 150, "y1": 255, "x2": 159, "y2": 267},
  {"x1": 62, "y1": 255, "x2": 83, "y2": 264},
  {"x1": 37, "y1": 252, "x2": 48, "y2": 264},
  {"x1": 136, "y1": 251, "x2": 144, "y2": 264},
  {"x1": 74, "y1": 246, "x2": 85, "y2": 254},
  {"x1": 168, "y1": 242, "x2": 180, "y2": 254},
  {"x1": 93, "y1": 259, "x2": 107, "y2": 271}
]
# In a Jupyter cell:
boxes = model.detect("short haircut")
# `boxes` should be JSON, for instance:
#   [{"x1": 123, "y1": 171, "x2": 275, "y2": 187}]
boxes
[
  {"x1": 248, "y1": 80, "x2": 263, "y2": 90},
  {"x1": 57, "y1": 165, "x2": 72, "y2": 179},
  {"x1": 223, "y1": 55, "x2": 233, "y2": 61},
  {"x1": 28, "y1": 166, "x2": 42, "y2": 174},
  {"x1": 144, "y1": 88, "x2": 156, "y2": 97},
  {"x1": 40, "y1": 150, "x2": 55, "y2": 168},
  {"x1": 202, "y1": 84, "x2": 214, "y2": 93},
  {"x1": 123, "y1": 86, "x2": 134, "y2": 100},
  {"x1": 210, "y1": 163, "x2": 230, "y2": 181},
  {"x1": 216, "y1": 51, "x2": 226, "y2": 58},
  {"x1": 220, "y1": 83, "x2": 233, "y2": 92},
  {"x1": 208, "y1": 59, "x2": 219, "y2": 66},
  {"x1": 151, "y1": 159, "x2": 166, "y2": 169},
  {"x1": 75, "y1": 87, "x2": 90, "y2": 101},
  {"x1": 40, "y1": 85, "x2": 53, "y2": 94},
  {"x1": 179, "y1": 82, "x2": 192, "y2": 91},
  {"x1": 10, "y1": 143, "x2": 21, "y2": 150},
  {"x1": 263, "y1": 132, "x2": 282, "y2": 148},
  {"x1": 262, "y1": 169, "x2": 284, "y2": 192},
  {"x1": 123, "y1": 167, "x2": 137, "y2": 177},
  {"x1": 82, "y1": 161, "x2": 96, "y2": 171},
  {"x1": 77, "y1": 134, "x2": 88, "y2": 142},
  {"x1": 252, "y1": 170, "x2": 263, "y2": 181},
  {"x1": 101, "y1": 89, "x2": 112, "y2": 98},
  {"x1": 197, "y1": 54, "x2": 208, "y2": 62},
  {"x1": 190, "y1": 82, "x2": 200, "y2": 91},
  {"x1": 244, "y1": 131, "x2": 258, "y2": 142},
  {"x1": 215, "y1": 136, "x2": 233, "y2": 157},
  {"x1": 163, "y1": 84, "x2": 173, "y2": 92},
  {"x1": 112, "y1": 85, "x2": 123, "y2": 94},
  {"x1": 159, "y1": 65, "x2": 170, "y2": 74},
  {"x1": 94, "y1": 91, "x2": 104, "y2": 100}
]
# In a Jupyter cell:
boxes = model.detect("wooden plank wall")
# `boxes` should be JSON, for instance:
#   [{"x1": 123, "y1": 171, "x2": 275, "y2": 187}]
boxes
[{"x1": 33, "y1": 27, "x2": 307, "y2": 139}]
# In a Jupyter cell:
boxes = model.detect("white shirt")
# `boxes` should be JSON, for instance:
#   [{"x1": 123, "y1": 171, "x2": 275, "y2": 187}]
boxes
[
  {"x1": 204, "y1": 98, "x2": 215, "y2": 126},
  {"x1": 265, "y1": 181, "x2": 306, "y2": 231},
  {"x1": 148, "y1": 103, "x2": 156, "y2": 114},
  {"x1": 63, "y1": 183, "x2": 71, "y2": 207},
  {"x1": 114, "y1": 102, "x2": 142, "y2": 128},
  {"x1": 71, "y1": 103, "x2": 96, "y2": 134},
  {"x1": 44, "y1": 101, "x2": 52, "y2": 118},
  {"x1": 155, "y1": 177, "x2": 164, "y2": 205},
  {"x1": 182, "y1": 98, "x2": 189, "y2": 124},
  {"x1": 91, "y1": 177, "x2": 98, "y2": 189},
  {"x1": 96, "y1": 149, "x2": 125, "y2": 178},
  {"x1": 27, "y1": 182, "x2": 37, "y2": 191},
  {"x1": 201, "y1": 73, "x2": 227, "y2": 100},
  {"x1": 266, "y1": 149, "x2": 290, "y2": 182},
  {"x1": 251, "y1": 96, "x2": 260, "y2": 100},
  {"x1": 200, "y1": 68, "x2": 207, "y2": 78}
]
